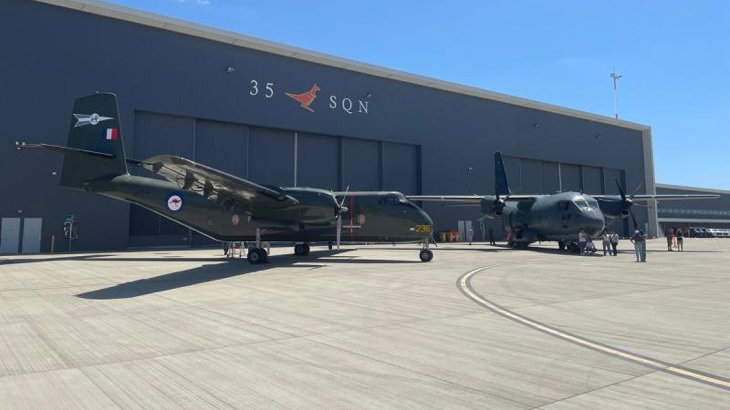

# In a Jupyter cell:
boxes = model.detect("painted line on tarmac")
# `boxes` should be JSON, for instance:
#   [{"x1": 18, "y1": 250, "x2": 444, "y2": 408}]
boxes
[{"x1": 458, "y1": 265, "x2": 730, "y2": 391}]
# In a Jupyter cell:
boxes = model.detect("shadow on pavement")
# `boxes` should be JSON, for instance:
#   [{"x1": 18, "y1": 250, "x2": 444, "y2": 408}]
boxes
[{"x1": 75, "y1": 250, "x2": 420, "y2": 300}]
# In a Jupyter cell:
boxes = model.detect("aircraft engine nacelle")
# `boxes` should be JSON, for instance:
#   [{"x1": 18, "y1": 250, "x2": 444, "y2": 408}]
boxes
[
  {"x1": 620, "y1": 209, "x2": 630, "y2": 218},
  {"x1": 480, "y1": 198, "x2": 504, "y2": 219}
]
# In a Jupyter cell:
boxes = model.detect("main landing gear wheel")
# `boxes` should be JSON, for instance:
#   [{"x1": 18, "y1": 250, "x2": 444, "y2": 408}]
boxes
[
  {"x1": 247, "y1": 248, "x2": 268, "y2": 264},
  {"x1": 419, "y1": 249, "x2": 434, "y2": 262},
  {"x1": 558, "y1": 241, "x2": 566, "y2": 251},
  {"x1": 294, "y1": 244, "x2": 310, "y2": 256}
]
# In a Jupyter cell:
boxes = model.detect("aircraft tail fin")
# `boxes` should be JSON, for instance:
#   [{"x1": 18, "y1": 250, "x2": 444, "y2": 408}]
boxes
[
  {"x1": 494, "y1": 152, "x2": 511, "y2": 197},
  {"x1": 59, "y1": 93, "x2": 128, "y2": 188}
]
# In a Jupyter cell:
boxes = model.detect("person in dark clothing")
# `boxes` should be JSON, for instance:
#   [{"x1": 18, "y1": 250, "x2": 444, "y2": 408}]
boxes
[
  {"x1": 665, "y1": 229, "x2": 673, "y2": 251},
  {"x1": 488, "y1": 227, "x2": 496, "y2": 245},
  {"x1": 630, "y1": 230, "x2": 647, "y2": 262},
  {"x1": 676, "y1": 229, "x2": 684, "y2": 251},
  {"x1": 223, "y1": 241, "x2": 230, "y2": 256}
]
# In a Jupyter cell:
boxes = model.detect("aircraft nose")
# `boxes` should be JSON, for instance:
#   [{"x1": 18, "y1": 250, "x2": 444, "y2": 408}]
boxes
[{"x1": 580, "y1": 210, "x2": 605, "y2": 237}]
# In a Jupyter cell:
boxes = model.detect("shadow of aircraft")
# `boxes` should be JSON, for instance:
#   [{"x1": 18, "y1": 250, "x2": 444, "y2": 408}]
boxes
[{"x1": 76, "y1": 250, "x2": 420, "y2": 300}]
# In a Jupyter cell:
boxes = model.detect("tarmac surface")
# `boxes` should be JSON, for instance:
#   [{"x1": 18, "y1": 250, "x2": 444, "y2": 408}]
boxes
[{"x1": 0, "y1": 238, "x2": 729, "y2": 409}]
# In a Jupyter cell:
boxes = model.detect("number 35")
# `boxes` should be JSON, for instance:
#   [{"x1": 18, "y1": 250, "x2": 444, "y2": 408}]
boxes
[{"x1": 250, "y1": 80, "x2": 274, "y2": 98}]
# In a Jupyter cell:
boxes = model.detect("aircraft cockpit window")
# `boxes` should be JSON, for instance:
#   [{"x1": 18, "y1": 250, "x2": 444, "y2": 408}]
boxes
[
  {"x1": 586, "y1": 198, "x2": 599, "y2": 208},
  {"x1": 573, "y1": 198, "x2": 590, "y2": 209}
]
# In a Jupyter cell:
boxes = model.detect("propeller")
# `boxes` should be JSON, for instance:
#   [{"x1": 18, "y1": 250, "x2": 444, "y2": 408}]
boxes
[
  {"x1": 615, "y1": 180, "x2": 640, "y2": 231},
  {"x1": 335, "y1": 186, "x2": 350, "y2": 250}
]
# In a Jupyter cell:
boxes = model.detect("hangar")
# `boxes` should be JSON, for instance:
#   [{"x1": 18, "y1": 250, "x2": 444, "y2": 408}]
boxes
[{"x1": 0, "y1": 0, "x2": 676, "y2": 254}]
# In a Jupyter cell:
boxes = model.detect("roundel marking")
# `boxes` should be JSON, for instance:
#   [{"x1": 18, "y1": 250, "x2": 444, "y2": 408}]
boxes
[
  {"x1": 357, "y1": 214, "x2": 366, "y2": 225},
  {"x1": 167, "y1": 194, "x2": 183, "y2": 212}
]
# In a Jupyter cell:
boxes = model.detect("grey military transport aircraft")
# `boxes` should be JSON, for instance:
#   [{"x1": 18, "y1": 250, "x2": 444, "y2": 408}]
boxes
[
  {"x1": 409, "y1": 152, "x2": 718, "y2": 251},
  {"x1": 17, "y1": 93, "x2": 435, "y2": 263}
]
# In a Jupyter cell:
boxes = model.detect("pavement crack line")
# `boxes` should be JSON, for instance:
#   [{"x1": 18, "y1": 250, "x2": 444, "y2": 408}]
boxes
[{"x1": 458, "y1": 264, "x2": 730, "y2": 392}]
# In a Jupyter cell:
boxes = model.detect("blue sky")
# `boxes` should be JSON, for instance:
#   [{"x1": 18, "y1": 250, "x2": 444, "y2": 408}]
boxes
[{"x1": 109, "y1": 0, "x2": 729, "y2": 189}]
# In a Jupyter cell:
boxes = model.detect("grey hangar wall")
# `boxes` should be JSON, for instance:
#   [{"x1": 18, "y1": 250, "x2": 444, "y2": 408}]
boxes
[{"x1": 1, "y1": 0, "x2": 654, "y2": 253}]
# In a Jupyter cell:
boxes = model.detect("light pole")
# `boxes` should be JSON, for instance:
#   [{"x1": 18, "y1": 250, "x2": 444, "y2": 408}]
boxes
[{"x1": 610, "y1": 68, "x2": 623, "y2": 119}]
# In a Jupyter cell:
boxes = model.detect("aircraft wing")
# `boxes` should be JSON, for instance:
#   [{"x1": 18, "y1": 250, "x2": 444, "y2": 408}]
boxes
[
  {"x1": 133, "y1": 155, "x2": 298, "y2": 207},
  {"x1": 594, "y1": 194, "x2": 719, "y2": 201},
  {"x1": 407, "y1": 194, "x2": 538, "y2": 204}
]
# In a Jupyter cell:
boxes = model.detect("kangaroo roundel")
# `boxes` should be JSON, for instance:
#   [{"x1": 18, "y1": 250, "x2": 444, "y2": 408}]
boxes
[{"x1": 167, "y1": 194, "x2": 183, "y2": 212}]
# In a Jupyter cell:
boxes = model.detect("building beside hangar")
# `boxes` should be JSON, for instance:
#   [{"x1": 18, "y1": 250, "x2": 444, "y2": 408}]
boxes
[
  {"x1": 0, "y1": 0, "x2": 676, "y2": 254},
  {"x1": 655, "y1": 184, "x2": 730, "y2": 232}
]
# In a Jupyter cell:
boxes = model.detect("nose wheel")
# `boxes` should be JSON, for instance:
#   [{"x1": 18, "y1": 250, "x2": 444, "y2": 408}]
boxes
[
  {"x1": 419, "y1": 249, "x2": 434, "y2": 262},
  {"x1": 419, "y1": 239, "x2": 434, "y2": 262}
]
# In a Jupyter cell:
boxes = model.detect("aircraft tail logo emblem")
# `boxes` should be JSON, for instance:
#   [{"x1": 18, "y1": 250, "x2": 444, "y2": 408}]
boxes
[
  {"x1": 286, "y1": 84, "x2": 320, "y2": 112},
  {"x1": 73, "y1": 113, "x2": 114, "y2": 128}
]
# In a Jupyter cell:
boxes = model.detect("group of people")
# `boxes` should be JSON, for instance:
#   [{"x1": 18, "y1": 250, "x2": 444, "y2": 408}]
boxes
[
  {"x1": 578, "y1": 227, "x2": 687, "y2": 263},
  {"x1": 578, "y1": 228, "x2": 620, "y2": 256},
  {"x1": 666, "y1": 227, "x2": 684, "y2": 252}
]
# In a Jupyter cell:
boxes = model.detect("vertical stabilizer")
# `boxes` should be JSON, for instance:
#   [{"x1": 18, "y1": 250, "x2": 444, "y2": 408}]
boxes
[
  {"x1": 60, "y1": 93, "x2": 128, "y2": 188},
  {"x1": 494, "y1": 152, "x2": 511, "y2": 197}
]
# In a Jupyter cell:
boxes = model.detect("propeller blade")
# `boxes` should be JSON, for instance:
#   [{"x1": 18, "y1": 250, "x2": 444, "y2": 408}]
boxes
[
  {"x1": 339, "y1": 185, "x2": 350, "y2": 209},
  {"x1": 629, "y1": 182, "x2": 644, "y2": 199},
  {"x1": 629, "y1": 206, "x2": 638, "y2": 231},
  {"x1": 336, "y1": 214, "x2": 342, "y2": 251},
  {"x1": 615, "y1": 179, "x2": 626, "y2": 201}
]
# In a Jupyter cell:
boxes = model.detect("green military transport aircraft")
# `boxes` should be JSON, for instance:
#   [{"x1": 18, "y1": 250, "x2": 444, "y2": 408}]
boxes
[
  {"x1": 18, "y1": 93, "x2": 435, "y2": 263},
  {"x1": 409, "y1": 152, "x2": 718, "y2": 251}
]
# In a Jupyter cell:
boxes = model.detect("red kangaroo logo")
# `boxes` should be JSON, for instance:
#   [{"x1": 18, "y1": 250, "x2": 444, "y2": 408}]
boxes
[{"x1": 286, "y1": 84, "x2": 320, "y2": 112}]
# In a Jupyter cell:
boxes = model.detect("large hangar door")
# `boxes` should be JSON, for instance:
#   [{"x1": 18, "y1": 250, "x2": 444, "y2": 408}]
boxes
[
  {"x1": 541, "y1": 161, "x2": 560, "y2": 194},
  {"x1": 560, "y1": 164, "x2": 581, "y2": 192},
  {"x1": 343, "y1": 138, "x2": 379, "y2": 191},
  {"x1": 130, "y1": 112, "x2": 194, "y2": 247},
  {"x1": 249, "y1": 127, "x2": 294, "y2": 186},
  {"x1": 297, "y1": 133, "x2": 339, "y2": 190},
  {"x1": 384, "y1": 142, "x2": 419, "y2": 194},
  {"x1": 582, "y1": 166, "x2": 603, "y2": 195},
  {"x1": 520, "y1": 159, "x2": 542, "y2": 194},
  {"x1": 502, "y1": 156, "x2": 522, "y2": 193},
  {"x1": 193, "y1": 120, "x2": 248, "y2": 247}
]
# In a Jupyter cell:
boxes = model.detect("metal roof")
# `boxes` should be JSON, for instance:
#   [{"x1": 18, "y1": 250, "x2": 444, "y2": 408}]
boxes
[
  {"x1": 656, "y1": 183, "x2": 730, "y2": 195},
  {"x1": 35, "y1": 0, "x2": 651, "y2": 131}
]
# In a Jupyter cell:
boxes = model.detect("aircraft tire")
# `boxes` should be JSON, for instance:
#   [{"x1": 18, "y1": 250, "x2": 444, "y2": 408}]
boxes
[
  {"x1": 419, "y1": 249, "x2": 434, "y2": 262},
  {"x1": 327, "y1": 242, "x2": 333, "y2": 250},
  {"x1": 558, "y1": 241, "x2": 566, "y2": 250},
  {"x1": 294, "y1": 244, "x2": 306, "y2": 256},
  {"x1": 248, "y1": 248, "x2": 266, "y2": 264},
  {"x1": 303, "y1": 244, "x2": 310, "y2": 255}
]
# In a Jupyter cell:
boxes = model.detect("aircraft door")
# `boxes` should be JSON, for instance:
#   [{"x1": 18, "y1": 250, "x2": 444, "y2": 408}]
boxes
[{"x1": 559, "y1": 201, "x2": 571, "y2": 229}]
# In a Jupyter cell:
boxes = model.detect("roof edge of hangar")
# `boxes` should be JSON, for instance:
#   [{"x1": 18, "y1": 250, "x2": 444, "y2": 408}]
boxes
[
  {"x1": 656, "y1": 183, "x2": 730, "y2": 195},
  {"x1": 35, "y1": 0, "x2": 650, "y2": 132}
]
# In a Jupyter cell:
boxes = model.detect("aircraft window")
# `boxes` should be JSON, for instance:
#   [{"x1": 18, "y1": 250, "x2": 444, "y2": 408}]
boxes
[
  {"x1": 573, "y1": 199, "x2": 590, "y2": 209},
  {"x1": 586, "y1": 198, "x2": 599, "y2": 208}
]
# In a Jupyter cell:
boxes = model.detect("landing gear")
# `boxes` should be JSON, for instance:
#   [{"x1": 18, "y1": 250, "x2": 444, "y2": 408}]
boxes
[
  {"x1": 568, "y1": 242, "x2": 580, "y2": 254},
  {"x1": 247, "y1": 247, "x2": 268, "y2": 264},
  {"x1": 327, "y1": 242, "x2": 333, "y2": 250},
  {"x1": 419, "y1": 239, "x2": 434, "y2": 262},
  {"x1": 247, "y1": 228, "x2": 269, "y2": 264},
  {"x1": 294, "y1": 243, "x2": 310, "y2": 256},
  {"x1": 558, "y1": 240, "x2": 566, "y2": 251},
  {"x1": 419, "y1": 249, "x2": 434, "y2": 262}
]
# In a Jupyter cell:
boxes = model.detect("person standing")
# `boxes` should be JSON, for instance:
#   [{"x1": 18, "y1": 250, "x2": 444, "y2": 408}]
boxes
[
  {"x1": 468, "y1": 227, "x2": 474, "y2": 245},
  {"x1": 488, "y1": 227, "x2": 496, "y2": 246},
  {"x1": 676, "y1": 228, "x2": 684, "y2": 252},
  {"x1": 631, "y1": 230, "x2": 647, "y2": 262},
  {"x1": 665, "y1": 228, "x2": 673, "y2": 251},
  {"x1": 601, "y1": 229, "x2": 611, "y2": 256},
  {"x1": 610, "y1": 231, "x2": 619, "y2": 256},
  {"x1": 578, "y1": 228, "x2": 587, "y2": 255}
]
